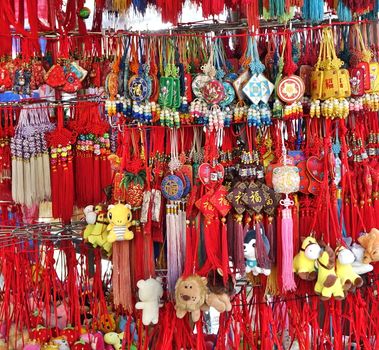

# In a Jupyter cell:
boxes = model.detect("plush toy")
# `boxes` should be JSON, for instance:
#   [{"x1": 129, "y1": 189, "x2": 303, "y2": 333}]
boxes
[
  {"x1": 135, "y1": 278, "x2": 163, "y2": 325},
  {"x1": 88, "y1": 205, "x2": 112, "y2": 255},
  {"x1": 118, "y1": 317, "x2": 138, "y2": 344},
  {"x1": 71, "y1": 340, "x2": 91, "y2": 350},
  {"x1": 314, "y1": 245, "x2": 344, "y2": 300},
  {"x1": 357, "y1": 228, "x2": 379, "y2": 264},
  {"x1": 350, "y1": 242, "x2": 374, "y2": 274},
  {"x1": 175, "y1": 275, "x2": 208, "y2": 322},
  {"x1": 293, "y1": 236, "x2": 321, "y2": 280},
  {"x1": 80, "y1": 332, "x2": 105, "y2": 350},
  {"x1": 106, "y1": 204, "x2": 136, "y2": 243},
  {"x1": 52, "y1": 337, "x2": 70, "y2": 350},
  {"x1": 83, "y1": 205, "x2": 97, "y2": 240},
  {"x1": 205, "y1": 293, "x2": 232, "y2": 313},
  {"x1": 204, "y1": 270, "x2": 233, "y2": 313},
  {"x1": 103, "y1": 333, "x2": 123, "y2": 350},
  {"x1": 23, "y1": 342, "x2": 41, "y2": 350},
  {"x1": 41, "y1": 344, "x2": 58, "y2": 350},
  {"x1": 282, "y1": 329, "x2": 300, "y2": 350},
  {"x1": 97, "y1": 314, "x2": 116, "y2": 334},
  {"x1": 5, "y1": 324, "x2": 30, "y2": 350},
  {"x1": 42, "y1": 303, "x2": 68, "y2": 330},
  {"x1": 335, "y1": 246, "x2": 363, "y2": 292},
  {"x1": 243, "y1": 230, "x2": 270, "y2": 276}
]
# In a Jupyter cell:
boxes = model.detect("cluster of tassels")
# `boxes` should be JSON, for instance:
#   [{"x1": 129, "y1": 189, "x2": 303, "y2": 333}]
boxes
[
  {"x1": 10, "y1": 104, "x2": 52, "y2": 208},
  {"x1": 0, "y1": 108, "x2": 15, "y2": 202},
  {"x1": 166, "y1": 201, "x2": 186, "y2": 292},
  {"x1": 46, "y1": 106, "x2": 75, "y2": 223},
  {"x1": 70, "y1": 102, "x2": 112, "y2": 208}
]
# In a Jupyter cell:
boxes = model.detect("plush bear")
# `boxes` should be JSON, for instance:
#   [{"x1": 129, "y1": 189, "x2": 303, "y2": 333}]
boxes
[
  {"x1": 243, "y1": 230, "x2": 270, "y2": 276},
  {"x1": 106, "y1": 204, "x2": 136, "y2": 243},
  {"x1": 175, "y1": 275, "x2": 208, "y2": 322},
  {"x1": 135, "y1": 278, "x2": 163, "y2": 325},
  {"x1": 358, "y1": 228, "x2": 379, "y2": 264},
  {"x1": 335, "y1": 246, "x2": 363, "y2": 292},
  {"x1": 314, "y1": 245, "x2": 344, "y2": 300},
  {"x1": 293, "y1": 236, "x2": 321, "y2": 281}
]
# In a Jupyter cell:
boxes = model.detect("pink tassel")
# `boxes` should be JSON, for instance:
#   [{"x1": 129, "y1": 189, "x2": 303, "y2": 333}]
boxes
[
  {"x1": 281, "y1": 208, "x2": 296, "y2": 292},
  {"x1": 167, "y1": 203, "x2": 182, "y2": 292}
]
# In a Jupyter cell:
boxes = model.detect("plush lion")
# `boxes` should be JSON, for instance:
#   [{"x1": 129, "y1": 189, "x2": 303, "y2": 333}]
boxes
[{"x1": 175, "y1": 275, "x2": 208, "y2": 322}]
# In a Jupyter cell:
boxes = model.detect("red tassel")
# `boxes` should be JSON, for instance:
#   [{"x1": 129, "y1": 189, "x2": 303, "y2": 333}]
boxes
[
  {"x1": 46, "y1": 106, "x2": 74, "y2": 222},
  {"x1": 221, "y1": 220, "x2": 229, "y2": 284},
  {"x1": 241, "y1": 0, "x2": 259, "y2": 31},
  {"x1": 112, "y1": 241, "x2": 133, "y2": 312},
  {"x1": 92, "y1": 155, "x2": 101, "y2": 203}
]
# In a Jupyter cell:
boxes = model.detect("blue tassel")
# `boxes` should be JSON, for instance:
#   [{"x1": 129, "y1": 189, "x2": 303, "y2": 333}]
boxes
[
  {"x1": 337, "y1": 0, "x2": 352, "y2": 22},
  {"x1": 269, "y1": 0, "x2": 285, "y2": 18},
  {"x1": 133, "y1": 0, "x2": 148, "y2": 15},
  {"x1": 302, "y1": 0, "x2": 324, "y2": 22}
]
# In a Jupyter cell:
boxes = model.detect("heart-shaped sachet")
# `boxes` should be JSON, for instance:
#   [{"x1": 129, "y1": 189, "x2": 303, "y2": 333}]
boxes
[
  {"x1": 306, "y1": 156, "x2": 324, "y2": 183},
  {"x1": 198, "y1": 163, "x2": 225, "y2": 186}
]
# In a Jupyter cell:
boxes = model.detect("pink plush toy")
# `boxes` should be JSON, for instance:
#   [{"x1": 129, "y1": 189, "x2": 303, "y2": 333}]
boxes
[
  {"x1": 80, "y1": 333, "x2": 105, "y2": 350},
  {"x1": 42, "y1": 304, "x2": 68, "y2": 330},
  {"x1": 23, "y1": 343, "x2": 41, "y2": 350}
]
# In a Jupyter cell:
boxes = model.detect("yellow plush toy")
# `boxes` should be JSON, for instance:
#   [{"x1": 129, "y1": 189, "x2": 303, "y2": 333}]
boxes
[
  {"x1": 89, "y1": 205, "x2": 112, "y2": 254},
  {"x1": 293, "y1": 236, "x2": 321, "y2": 281},
  {"x1": 83, "y1": 205, "x2": 99, "y2": 240},
  {"x1": 107, "y1": 204, "x2": 136, "y2": 243},
  {"x1": 335, "y1": 245, "x2": 363, "y2": 292},
  {"x1": 314, "y1": 245, "x2": 344, "y2": 300}
]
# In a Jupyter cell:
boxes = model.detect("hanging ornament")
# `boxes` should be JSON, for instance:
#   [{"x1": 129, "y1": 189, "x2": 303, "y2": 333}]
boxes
[
  {"x1": 272, "y1": 137, "x2": 300, "y2": 292},
  {"x1": 78, "y1": 7, "x2": 91, "y2": 19},
  {"x1": 243, "y1": 37, "x2": 274, "y2": 105}
]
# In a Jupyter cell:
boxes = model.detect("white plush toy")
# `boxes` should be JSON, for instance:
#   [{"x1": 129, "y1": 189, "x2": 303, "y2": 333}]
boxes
[
  {"x1": 282, "y1": 328, "x2": 300, "y2": 350},
  {"x1": 135, "y1": 278, "x2": 163, "y2": 326},
  {"x1": 84, "y1": 205, "x2": 97, "y2": 225},
  {"x1": 343, "y1": 237, "x2": 373, "y2": 275},
  {"x1": 243, "y1": 230, "x2": 270, "y2": 276}
]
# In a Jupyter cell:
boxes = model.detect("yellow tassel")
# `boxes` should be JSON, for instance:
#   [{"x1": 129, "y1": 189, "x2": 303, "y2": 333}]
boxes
[
  {"x1": 112, "y1": 0, "x2": 132, "y2": 12},
  {"x1": 265, "y1": 266, "x2": 279, "y2": 296}
]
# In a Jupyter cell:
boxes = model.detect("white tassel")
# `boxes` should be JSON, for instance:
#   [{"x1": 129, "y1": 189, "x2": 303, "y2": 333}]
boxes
[
  {"x1": 175, "y1": 202, "x2": 183, "y2": 277},
  {"x1": 42, "y1": 152, "x2": 51, "y2": 200},
  {"x1": 17, "y1": 159, "x2": 24, "y2": 205},
  {"x1": 30, "y1": 155, "x2": 37, "y2": 203},
  {"x1": 11, "y1": 157, "x2": 18, "y2": 203},
  {"x1": 23, "y1": 160, "x2": 32, "y2": 207},
  {"x1": 36, "y1": 154, "x2": 44, "y2": 201}
]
